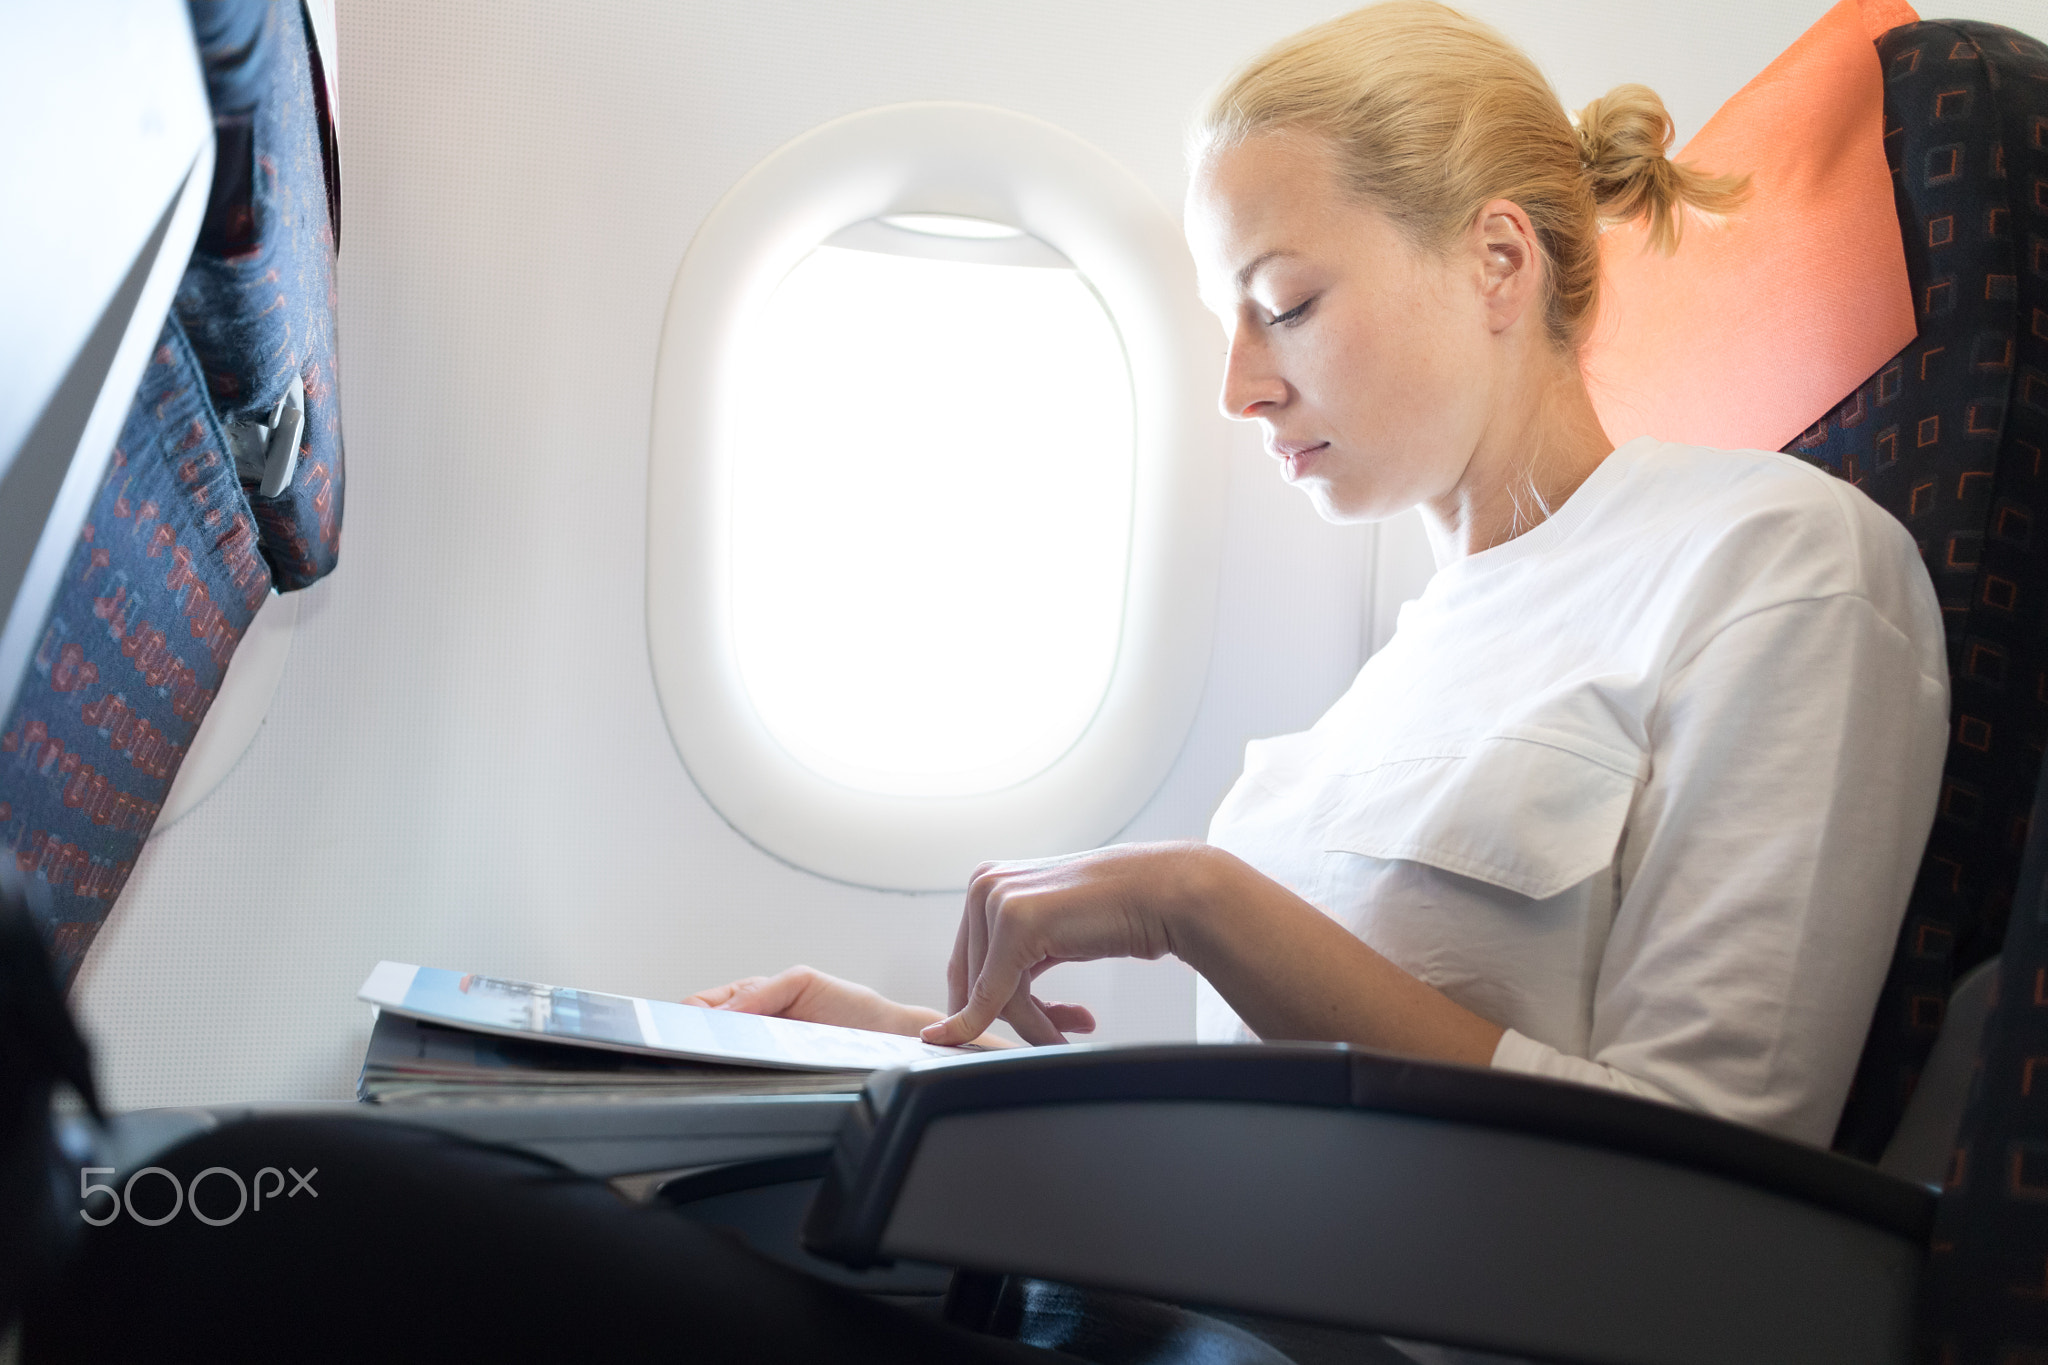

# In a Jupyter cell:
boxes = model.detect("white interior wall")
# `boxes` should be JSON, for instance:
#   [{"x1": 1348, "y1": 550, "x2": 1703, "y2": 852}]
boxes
[{"x1": 71, "y1": 0, "x2": 2040, "y2": 1108}]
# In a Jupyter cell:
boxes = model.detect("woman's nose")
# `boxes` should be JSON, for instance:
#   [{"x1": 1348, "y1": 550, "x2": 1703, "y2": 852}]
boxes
[{"x1": 1218, "y1": 334, "x2": 1286, "y2": 421}]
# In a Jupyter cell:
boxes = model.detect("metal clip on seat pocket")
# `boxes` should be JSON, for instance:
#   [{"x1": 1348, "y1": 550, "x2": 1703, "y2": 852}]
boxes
[{"x1": 222, "y1": 371, "x2": 304, "y2": 499}]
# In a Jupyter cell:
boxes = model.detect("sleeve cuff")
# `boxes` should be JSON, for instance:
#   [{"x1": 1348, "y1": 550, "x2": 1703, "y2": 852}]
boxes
[
  {"x1": 1487, "y1": 1027, "x2": 1685, "y2": 1109},
  {"x1": 1489, "y1": 1026, "x2": 1553, "y2": 1074}
]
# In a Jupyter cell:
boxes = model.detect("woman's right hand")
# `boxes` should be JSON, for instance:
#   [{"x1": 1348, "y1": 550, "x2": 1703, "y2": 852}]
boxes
[{"x1": 681, "y1": 965, "x2": 941, "y2": 1038}]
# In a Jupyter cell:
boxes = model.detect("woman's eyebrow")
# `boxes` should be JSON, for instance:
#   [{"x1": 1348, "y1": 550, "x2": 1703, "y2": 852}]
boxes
[{"x1": 1235, "y1": 249, "x2": 1294, "y2": 292}]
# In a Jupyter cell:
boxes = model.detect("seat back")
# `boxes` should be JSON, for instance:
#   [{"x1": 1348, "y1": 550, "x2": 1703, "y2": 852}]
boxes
[
  {"x1": 1783, "y1": 17, "x2": 2048, "y2": 1161},
  {"x1": 0, "y1": 0, "x2": 344, "y2": 986},
  {"x1": 1881, "y1": 955, "x2": 2000, "y2": 1182},
  {"x1": 1926, "y1": 716, "x2": 2048, "y2": 1352}
]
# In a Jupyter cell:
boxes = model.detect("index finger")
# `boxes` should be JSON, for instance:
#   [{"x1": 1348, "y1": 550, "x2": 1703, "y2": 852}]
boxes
[{"x1": 924, "y1": 916, "x2": 1059, "y2": 1046}]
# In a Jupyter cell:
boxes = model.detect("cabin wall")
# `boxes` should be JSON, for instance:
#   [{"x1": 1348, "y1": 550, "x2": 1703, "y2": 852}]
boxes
[{"x1": 70, "y1": 0, "x2": 2027, "y2": 1107}]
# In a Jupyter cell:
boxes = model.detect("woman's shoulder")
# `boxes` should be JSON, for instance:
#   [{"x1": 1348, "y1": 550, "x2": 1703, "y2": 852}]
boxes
[
  {"x1": 1612, "y1": 440, "x2": 1872, "y2": 525},
  {"x1": 1592, "y1": 439, "x2": 1924, "y2": 610}
]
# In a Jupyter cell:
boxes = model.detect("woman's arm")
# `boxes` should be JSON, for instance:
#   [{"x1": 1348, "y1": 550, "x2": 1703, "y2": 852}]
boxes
[
  {"x1": 1482, "y1": 592, "x2": 1947, "y2": 1141},
  {"x1": 922, "y1": 593, "x2": 1945, "y2": 1145},
  {"x1": 918, "y1": 841, "x2": 1504, "y2": 1064},
  {"x1": 1169, "y1": 847, "x2": 1505, "y2": 1063}
]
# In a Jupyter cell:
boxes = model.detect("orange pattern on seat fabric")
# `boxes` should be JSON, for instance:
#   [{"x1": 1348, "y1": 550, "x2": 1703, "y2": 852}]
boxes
[{"x1": 1584, "y1": 0, "x2": 1918, "y2": 454}]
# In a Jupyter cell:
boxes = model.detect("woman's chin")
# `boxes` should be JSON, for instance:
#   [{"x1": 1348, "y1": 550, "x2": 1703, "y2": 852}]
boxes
[{"x1": 1302, "y1": 481, "x2": 1403, "y2": 525}]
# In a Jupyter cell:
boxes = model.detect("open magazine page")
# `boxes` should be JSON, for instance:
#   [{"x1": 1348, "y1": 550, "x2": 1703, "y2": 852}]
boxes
[
  {"x1": 357, "y1": 962, "x2": 974, "y2": 1073},
  {"x1": 358, "y1": 1012, "x2": 863, "y2": 1105}
]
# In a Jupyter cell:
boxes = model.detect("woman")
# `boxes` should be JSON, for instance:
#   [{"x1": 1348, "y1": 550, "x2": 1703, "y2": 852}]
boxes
[
  {"x1": 30, "y1": 5, "x2": 1949, "y2": 1361},
  {"x1": 689, "y1": 0, "x2": 1947, "y2": 1148}
]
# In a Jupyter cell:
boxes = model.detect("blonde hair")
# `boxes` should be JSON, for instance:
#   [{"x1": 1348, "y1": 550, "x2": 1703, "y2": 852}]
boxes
[{"x1": 1191, "y1": 1, "x2": 1749, "y2": 352}]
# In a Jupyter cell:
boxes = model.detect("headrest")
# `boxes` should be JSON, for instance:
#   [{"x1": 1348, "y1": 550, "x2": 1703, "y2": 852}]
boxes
[{"x1": 1584, "y1": 0, "x2": 1920, "y2": 453}]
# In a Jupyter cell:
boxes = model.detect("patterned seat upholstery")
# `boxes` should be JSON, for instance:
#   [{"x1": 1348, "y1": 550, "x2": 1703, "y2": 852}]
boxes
[
  {"x1": 0, "y1": 0, "x2": 343, "y2": 987},
  {"x1": 1861, "y1": 20, "x2": 2048, "y2": 1356},
  {"x1": 1781, "y1": 18, "x2": 2048, "y2": 1165},
  {"x1": 1932, "y1": 762, "x2": 2048, "y2": 1353}
]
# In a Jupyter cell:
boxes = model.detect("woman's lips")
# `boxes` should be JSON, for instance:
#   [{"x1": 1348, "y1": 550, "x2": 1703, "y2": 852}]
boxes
[{"x1": 1268, "y1": 440, "x2": 1328, "y2": 481}]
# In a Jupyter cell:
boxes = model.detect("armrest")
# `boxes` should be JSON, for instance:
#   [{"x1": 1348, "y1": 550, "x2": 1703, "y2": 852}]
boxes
[{"x1": 802, "y1": 1044, "x2": 1932, "y2": 1365}]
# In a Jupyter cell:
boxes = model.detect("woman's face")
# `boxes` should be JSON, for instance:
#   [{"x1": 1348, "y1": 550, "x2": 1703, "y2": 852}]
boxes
[{"x1": 1185, "y1": 132, "x2": 1501, "y2": 524}]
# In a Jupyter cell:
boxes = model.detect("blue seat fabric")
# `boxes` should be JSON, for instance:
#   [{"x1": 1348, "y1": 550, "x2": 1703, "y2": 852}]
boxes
[
  {"x1": 0, "y1": 0, "x2": 342, "y2": 986},
  {"x1": 178, "y1": 0, "x2": 344, "y2": 591},
  {"x1": 0, "y1": 325, "x2": 265, "y2": 984}
]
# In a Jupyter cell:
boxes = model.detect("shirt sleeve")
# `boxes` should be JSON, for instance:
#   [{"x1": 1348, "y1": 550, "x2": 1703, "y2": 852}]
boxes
[{"x1": 1486, "y1": 592, "x2": 1947, "y2": 1146}]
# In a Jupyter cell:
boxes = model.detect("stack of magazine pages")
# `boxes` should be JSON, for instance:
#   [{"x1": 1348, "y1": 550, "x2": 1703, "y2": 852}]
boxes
[{"x1": 355, "y1": 961, "x2": 976, "y2": 1106}]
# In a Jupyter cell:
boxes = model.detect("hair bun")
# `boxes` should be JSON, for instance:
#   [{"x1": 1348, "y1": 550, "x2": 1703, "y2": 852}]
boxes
[{"x1": 1575, "y1": 84, "x2": 1749, "y2": 254}]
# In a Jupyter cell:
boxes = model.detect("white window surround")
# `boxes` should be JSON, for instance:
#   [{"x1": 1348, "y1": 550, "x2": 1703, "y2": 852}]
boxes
[{"x1": 646, "y1": 102, "x2": 1228, "y2": 891}]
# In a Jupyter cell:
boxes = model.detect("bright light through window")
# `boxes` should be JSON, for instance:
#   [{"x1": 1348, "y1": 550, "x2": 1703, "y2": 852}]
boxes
[
  {"x1": 880, "y1": 213, "x2": 1023, "y2": 240},
  {"x1": 730, "y1": 227, "x2": 1136, "y2": 798}
]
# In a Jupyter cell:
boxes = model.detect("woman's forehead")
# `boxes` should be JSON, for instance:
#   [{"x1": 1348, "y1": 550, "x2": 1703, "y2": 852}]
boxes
[
  {"x1": 1189, "y1": 131, "x2": 1340, "y2": 224},
  {"x1": 1187, "y1": 134, "x2": 1385, "y2": 299}
]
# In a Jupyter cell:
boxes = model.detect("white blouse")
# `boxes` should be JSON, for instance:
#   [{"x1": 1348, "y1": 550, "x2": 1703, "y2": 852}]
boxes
[{"x1": 1199, "y1": 437, "x2": 1949, "y2": 1146}]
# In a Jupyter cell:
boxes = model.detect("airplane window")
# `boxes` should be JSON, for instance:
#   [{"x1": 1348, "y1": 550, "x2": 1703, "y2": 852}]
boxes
[
  {"x1": 646, "y1": 103, "x2": 1226, "y2": 889},
  {"x1": 729, "y1": 217, "x2": 1134, "y2": 797}
]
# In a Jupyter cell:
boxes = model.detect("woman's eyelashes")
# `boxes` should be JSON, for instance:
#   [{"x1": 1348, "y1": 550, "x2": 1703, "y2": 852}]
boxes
[{"x1": 1267, "y1": 297, "x2": 1315, "y2": 328}]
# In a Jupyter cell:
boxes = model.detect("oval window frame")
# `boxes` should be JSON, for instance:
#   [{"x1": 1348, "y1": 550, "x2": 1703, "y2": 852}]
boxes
[{"x1": 647, "y1": 102, "x2": 1227, "y2": 890}]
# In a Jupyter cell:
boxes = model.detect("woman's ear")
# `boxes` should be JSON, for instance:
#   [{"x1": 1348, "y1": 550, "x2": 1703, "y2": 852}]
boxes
[{"x1": 1472, "y1": 199, "x2": 1542, "y2": 335}]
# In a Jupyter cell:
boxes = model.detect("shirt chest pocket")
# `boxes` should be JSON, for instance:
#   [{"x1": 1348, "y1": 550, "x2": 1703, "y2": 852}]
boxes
[{"x1": 1314, "y1": 732, "x2": 1647, "y2": 901}]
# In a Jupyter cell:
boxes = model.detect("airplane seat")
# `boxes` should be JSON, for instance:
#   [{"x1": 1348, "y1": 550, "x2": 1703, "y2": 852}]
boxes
[
  {"x1": 1903, "y1": 16, "x2": 2048, "y2": 1329},
  {"x1": 772, "y1": 16, "x2": 2048, "y2": 1365},
  {"x1": 1779, "y1": 16, "x2": 2048, "y2": 1167},
  {"x1": 0, "y1": 0, "x2": 344, "y2": 988}
]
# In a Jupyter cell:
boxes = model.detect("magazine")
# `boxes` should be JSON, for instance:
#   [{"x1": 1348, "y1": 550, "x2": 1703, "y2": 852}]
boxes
[
  {"x1": 357, "y1": 1011, "x2": 866, "y2": 1105},
  {"x1": 356, "y1": 961, "x2": 975, "y2": 1074}
]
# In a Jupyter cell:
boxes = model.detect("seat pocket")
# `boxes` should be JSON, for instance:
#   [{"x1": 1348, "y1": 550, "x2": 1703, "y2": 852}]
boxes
[{"x1": 1318, "y1": 731, "x2": 1645, "y2": 900}]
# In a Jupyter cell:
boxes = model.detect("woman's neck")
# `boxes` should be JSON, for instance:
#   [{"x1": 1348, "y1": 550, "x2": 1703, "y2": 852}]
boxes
[{"x1": 1419, "y1": 354, "x2": 1615, "y2": 566}]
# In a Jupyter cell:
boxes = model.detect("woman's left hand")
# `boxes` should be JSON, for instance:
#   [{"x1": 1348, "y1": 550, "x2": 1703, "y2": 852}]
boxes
[{"x1": 919, "y1": 841, "x2": 1226, "y2": 1047}]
